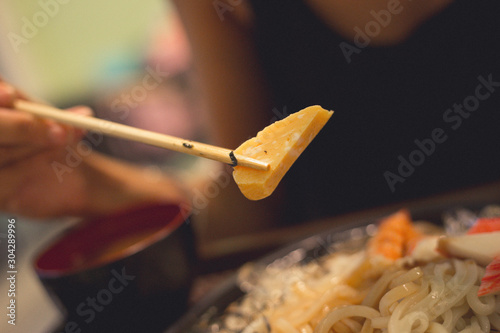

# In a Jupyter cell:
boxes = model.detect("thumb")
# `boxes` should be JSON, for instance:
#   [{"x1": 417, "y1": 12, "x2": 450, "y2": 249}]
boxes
[{"x1": 0, "y1": 82, "x2": 17, "y2": 107}]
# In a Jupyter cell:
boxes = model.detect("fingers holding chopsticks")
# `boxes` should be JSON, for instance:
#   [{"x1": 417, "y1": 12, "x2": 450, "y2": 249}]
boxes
[
  {"x1": 0, "y1": 108, "x2": 65, "y2": 146},
  {"x1": 0, "y1": 80, "x2": 91, "y2": 166},
  {"x1": 0, "y1": 80, "x2": 32, "y2": 105},
  {"x1": 0, "y1": 80, "x2": 96, "y2": 217},
  {"x1": 0, "y1": 81, "x2": 61, "y2": 145},
  {"x1": 0, "y1": 81, "x2": 17, "y2": 106}
]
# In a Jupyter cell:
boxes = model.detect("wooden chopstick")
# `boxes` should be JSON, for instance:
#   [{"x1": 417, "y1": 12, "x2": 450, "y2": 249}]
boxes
[{"x1": 14, "y1": 100, "x2": 270, "y2": 171}]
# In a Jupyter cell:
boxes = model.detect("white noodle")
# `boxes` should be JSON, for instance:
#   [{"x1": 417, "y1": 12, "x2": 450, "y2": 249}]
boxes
[
  {"x1": 362, "y1": 269, "x2": 403, "y2": 308},
  {"x1": 208, "y1": 236, "x2": 499, "y2": 333},
  {"x1": 389, "y1": 267, "x2": 424, "y2": 288},
  {"x1": 489, "y1": 311, "x2": 500, "y2": 331},
  {"x1": 467, "y1": 286, "x2": 496, "y2": 316},
  {"x1": 275, "y1": 318, "x2": 300, "y2": 333},
  {"x1": 446, "y1": 301, "x2": 469, "y2": 331},
  {"x1": 427, "y1": 322, "x2": 448, "y2": 333},
  {"x1": 370, "y1": 315, "x2": 389, "y2": 329},
  {"x1": 340, "y1": 318, "x2": 362, "y2": 332},
  {"x1": 476, "y1": 314, "x2": 491, "y2": 333},
  {"x1": 379, "y1": 282, "x2": 419, "y2": 316},
  {"x1": 314, "y1": 305, "x2": 380, "y2": 333}
]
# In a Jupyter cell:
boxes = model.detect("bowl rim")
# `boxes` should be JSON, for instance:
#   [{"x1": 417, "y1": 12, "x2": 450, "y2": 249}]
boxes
[{"x1": 33, "y1": 202, "x2": 192, "y2": 278}]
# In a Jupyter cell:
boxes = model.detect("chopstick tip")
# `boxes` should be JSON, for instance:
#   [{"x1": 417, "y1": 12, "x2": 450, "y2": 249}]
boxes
[{"x1": 230, "y1": 152, "x2": 269, "y2": 171}]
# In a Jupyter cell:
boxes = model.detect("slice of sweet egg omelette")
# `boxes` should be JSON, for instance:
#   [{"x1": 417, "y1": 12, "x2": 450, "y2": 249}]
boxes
[{"x1": 233, "y1": 105, "x2": 333, "y2": 200}]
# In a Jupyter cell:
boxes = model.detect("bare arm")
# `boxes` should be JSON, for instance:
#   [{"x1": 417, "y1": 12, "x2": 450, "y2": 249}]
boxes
[
  {"x1": 171, "y1": 1, "x2": 285, "y2": 242},
  {"x1": 172, "y1": 0, "x2": 273, "y2": 149}
]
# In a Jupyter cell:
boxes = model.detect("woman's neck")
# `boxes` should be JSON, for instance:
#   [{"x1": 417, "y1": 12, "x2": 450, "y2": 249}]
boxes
[{"x1": 305, "y1": 0, "x2": 454, "y2": 45}]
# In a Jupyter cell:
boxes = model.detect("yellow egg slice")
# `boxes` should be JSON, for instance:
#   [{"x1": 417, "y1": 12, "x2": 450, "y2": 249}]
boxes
[{"x1": 233, "y1": 105, "x2": 333, "y2": 200}]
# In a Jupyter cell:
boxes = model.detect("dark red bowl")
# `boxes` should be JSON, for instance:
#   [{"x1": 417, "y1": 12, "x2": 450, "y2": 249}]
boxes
[{"x1": 33, "y1": 203, "x2": 196, "y2": 333}]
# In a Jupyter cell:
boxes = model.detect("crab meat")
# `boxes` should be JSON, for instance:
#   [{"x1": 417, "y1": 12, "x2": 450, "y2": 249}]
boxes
[
  {"x1": 408, "y1": 236, "x2": 443, "y2": 262},
  {"x1": 437, "y1": 231, "x2": 500, "y2": 266},
  {"x1": 467, "y1": 217, "x2": 500, "y2": 234},
  {"x1": 478, "y1": 255, "x2": 500, "y2": 297}
]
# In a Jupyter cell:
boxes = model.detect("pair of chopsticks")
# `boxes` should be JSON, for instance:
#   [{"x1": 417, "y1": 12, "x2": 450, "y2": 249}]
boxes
[{"x1": 14, "y1": 100, "x2": 269, "y2": 171}]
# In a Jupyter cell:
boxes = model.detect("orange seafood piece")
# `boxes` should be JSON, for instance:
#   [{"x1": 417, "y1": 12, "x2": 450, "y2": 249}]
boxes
[
  {"x1": 478, "y1": 255, "x2": 500, "y2": 297},
  {"x1": 367, "y1": 209, "x2": 422, "y2": 261},
  {"x1": 467, "y1": 217, "x2": 500, "y2": 235},
  {"x1": 346, "y1": 210, "x2": 421, "y2": 288}
]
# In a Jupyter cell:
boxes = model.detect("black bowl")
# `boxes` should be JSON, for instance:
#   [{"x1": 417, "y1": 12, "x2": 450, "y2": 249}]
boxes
[{"x1": 34, "y1": 203, "x2": 196, "y2": 333}]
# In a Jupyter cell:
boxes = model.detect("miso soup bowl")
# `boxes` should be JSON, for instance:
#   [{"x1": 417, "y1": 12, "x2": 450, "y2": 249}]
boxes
[{"x1": 33, "y1": 203, "x2": 196, "y2": 333}]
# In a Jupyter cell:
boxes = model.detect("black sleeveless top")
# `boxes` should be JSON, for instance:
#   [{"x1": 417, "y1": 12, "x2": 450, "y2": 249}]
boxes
[{"x1": 249, "y1": 0, "x2": 500, "y2": 224}]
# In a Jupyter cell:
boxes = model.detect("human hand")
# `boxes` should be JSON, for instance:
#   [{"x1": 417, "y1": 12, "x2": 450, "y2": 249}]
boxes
[{"x1": 0, "y1": 80, "x2": 93, "y2": 217}]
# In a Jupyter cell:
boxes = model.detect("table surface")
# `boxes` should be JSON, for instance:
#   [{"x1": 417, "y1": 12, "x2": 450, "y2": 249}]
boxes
[{"x1": 1, "y1": 181, "x2": 499, "y2": 333}]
